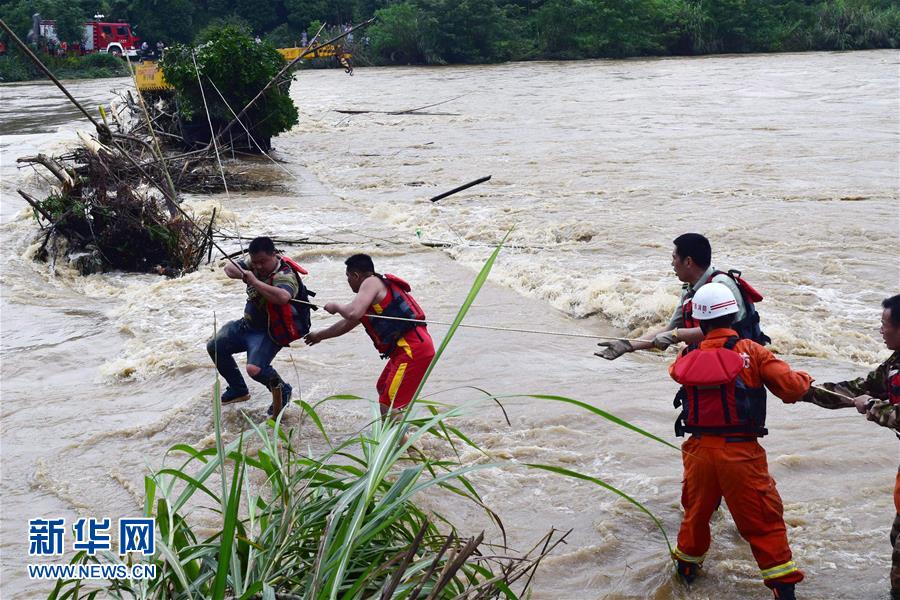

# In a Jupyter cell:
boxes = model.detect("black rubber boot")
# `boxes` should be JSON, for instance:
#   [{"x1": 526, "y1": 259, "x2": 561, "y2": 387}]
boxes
[
  {"x1": 771, "y1": 582, "x2": 796, "y2": 600},
  {"x1": 675, "y1": 559, "x2": 700, "y2": 584}
]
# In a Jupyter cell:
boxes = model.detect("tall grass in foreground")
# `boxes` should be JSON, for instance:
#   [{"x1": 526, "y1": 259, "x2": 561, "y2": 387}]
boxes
[{"x1": 50, "y1": 235, "x2": 676, "y2": 599}]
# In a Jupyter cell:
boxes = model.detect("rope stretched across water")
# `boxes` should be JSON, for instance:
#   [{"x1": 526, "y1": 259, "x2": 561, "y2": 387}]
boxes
[
  {"x1": 290, "y1": 298, "x2": 644, "y2": 343},
  {"x1": 808, "y1": 385, "x2": 859, "y2": 402}
]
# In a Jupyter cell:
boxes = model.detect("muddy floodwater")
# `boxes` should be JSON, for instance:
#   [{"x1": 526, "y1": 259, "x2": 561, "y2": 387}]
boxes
[{"x1": 1, "y1": 50, "x2": 898, "y2": 599}]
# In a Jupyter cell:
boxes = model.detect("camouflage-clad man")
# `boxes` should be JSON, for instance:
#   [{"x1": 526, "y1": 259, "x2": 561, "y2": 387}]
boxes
[
  {"x1": 207, "y1": 237, "x2": 314, "y2": 416},
  {"x1": 802, "y1": 293, "x2": 900, "y2": 599}
]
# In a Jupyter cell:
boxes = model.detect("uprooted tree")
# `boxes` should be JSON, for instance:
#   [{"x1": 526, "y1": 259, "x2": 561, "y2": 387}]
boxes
[{"x1": 18, "y1": 135, "x2": 219, "y2": 276}]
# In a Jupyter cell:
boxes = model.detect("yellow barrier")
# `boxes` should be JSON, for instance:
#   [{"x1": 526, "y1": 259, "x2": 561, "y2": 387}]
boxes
[
  {"x1": 278, "y1": 44, "x2": 351, "y2": 60},
  {"x1": 134, "y1": 61, "x2": 169, "y2": 91},
  {"x1": 135, "y1": 45, "x2": 350, "y2": 93}
]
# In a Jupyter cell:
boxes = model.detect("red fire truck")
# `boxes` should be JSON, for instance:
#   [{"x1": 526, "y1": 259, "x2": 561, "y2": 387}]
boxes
[
  {"x1": 82, "y1": 20, "x2": 140, "y2": 57},
  {"x1": 39, "y1": 17, "x2": 140, "y2": 57}
]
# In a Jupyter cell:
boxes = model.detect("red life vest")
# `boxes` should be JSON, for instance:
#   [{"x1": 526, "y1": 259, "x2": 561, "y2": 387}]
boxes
[
  {"x1": 671, "y1": 336, "x2": 768, "y2": 437},
  {"x1": 681, "y1": 269, "x2": 770, "y2": 345},
  {"x1": 265, "y1": 256, "x2": 314, "y2": 347},
  {"x1": 360, "y1": 273, "x2": 427, "y2": 358}
]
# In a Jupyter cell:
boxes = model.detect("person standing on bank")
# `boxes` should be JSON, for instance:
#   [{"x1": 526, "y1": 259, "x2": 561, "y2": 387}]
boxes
[
  {"x1": 207, "y1": 237, "x2": 314, "y2": 416},
  {"x1": 596, "y1": 233, "x2": 768, "y2": 360},
  {"x1": 303, "y1": 254, "x2": 435, "y2": 416},
  {"x1": 801, "y1": 293, "x2": 900, "y2": 599},
  {"x1": 668, "y1": 282, "x2": 810, "y2": 600}
]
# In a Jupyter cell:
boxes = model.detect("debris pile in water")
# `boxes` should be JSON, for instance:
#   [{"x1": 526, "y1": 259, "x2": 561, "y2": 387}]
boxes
[
  {"x1": 17, "y1": 73, "x2": 280, "y2": 275},
  {"x1": 17, "y1": 135, "x2": 216, "y2": 276},
  {"x1": 14, "y1": 97, "x2": 260, "y2": 276}
]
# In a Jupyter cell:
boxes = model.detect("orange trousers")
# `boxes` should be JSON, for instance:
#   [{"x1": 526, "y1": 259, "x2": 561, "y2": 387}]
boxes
[{"x1": 673, "y1": 436, "x2": 804, "y2": 587}]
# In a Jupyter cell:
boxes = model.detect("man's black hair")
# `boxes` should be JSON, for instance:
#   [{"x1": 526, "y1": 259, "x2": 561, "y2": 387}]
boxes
[
  {"x1": 699, "y1": 313, "x2": 737, "y2": 334},
  {"x1": 673, "y1": 233, "x2": 712, "y2": 269},
  {"x1": 883, "y1": 294, "x2": 900, "y2": 327},
  {"x1": 248, "y1": 236, "x2": 276, "y2": 255},
  {"x1": 345, "y1": 253, "x2": 375, "y2": 274}
]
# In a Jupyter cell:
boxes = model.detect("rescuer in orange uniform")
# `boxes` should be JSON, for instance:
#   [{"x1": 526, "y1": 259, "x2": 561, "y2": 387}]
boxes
[
  {"x1": 303, "y1": 254, "x2": 434, "y2": 415},
  {"x1": 668, "y1": 282, "x2": 812, "y2": 600}
]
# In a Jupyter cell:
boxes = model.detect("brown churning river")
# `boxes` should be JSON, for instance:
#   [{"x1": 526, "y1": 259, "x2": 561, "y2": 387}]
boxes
[{"x1": 1, "y1": 50, "x2": 898, "y2": 598}]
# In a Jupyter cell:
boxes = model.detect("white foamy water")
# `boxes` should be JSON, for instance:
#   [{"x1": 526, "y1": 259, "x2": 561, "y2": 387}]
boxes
[
  {"x1": 1, "y1": 51, "x2": 898, "y2": 599},
  {"x1": 290, "y1": 51, "x2": 899, "y2": 365}
]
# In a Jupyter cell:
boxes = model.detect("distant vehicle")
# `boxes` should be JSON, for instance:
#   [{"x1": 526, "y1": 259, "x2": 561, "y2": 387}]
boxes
[
  {"x1": 38, "y1": 17, "x2": 140, "y2": 58},
  {"x1": 82, "y1": 20, "x2": 140, "y2": 57}
]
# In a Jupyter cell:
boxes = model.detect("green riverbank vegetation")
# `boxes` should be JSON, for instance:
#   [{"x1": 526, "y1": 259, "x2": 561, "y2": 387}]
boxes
[
  {"x1": 0, "y1": 50, "x2": 127, "y2": 82},
  {"x1": 362, "y1": 0, "x2": 899, "y2": 64},
  {"x1": 1, "y1": 0, "x2": 897, "y2": 82}
]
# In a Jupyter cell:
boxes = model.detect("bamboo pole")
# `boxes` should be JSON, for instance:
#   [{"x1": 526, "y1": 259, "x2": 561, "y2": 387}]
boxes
[{"x1": 429, "y1": 175, "x2": 492, "y2": 202}]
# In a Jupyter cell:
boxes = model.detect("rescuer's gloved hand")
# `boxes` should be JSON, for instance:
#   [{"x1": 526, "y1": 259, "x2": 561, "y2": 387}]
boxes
[
  {"x1": 595, "y1": 339, "x2": 633, "y2": 360},
  {"x1": 652, "y1": 330, "x2": 678, "y2": 350}
]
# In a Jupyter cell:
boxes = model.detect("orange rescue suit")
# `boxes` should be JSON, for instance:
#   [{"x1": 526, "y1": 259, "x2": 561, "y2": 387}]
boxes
[{"x1": 669, "y1": 328, "x2": 812, "y2": 588}]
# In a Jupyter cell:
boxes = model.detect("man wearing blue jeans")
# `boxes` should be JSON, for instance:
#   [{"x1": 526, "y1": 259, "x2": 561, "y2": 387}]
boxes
[{"x1": 207, "y1": 237, "x2": 312, "y2": 416}]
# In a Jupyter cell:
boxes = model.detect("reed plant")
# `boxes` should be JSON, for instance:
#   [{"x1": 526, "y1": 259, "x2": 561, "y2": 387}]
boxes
[{"x1": 50, "y1": 236, "x2": 675, "y2": 599}]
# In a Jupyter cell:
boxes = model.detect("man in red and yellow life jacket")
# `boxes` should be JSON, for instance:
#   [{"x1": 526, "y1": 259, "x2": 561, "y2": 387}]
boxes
[
  {"x1": 304, "y1": 253, "x2": 435, "y2": 416},
  {"x1": 668, "y1": 282, "x2": 812, "y2": 600},
  {"x1": 596, "y1": 232, "x2": 768, "y2": 360},
  {"x1": 801, "y1": 293, "x2": 900, "y2": 598},
  {"x1": 207, "y1": 237, "x2": 313, "y2": 416}
]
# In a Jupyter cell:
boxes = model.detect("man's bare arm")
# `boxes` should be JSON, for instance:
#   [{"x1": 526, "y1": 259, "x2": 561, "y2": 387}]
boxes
[
  {"x1": 328, "y1": 277, "x2": 381, "y2": 321},
  {"x1": 304, "y1": 318, "x2": 359, "y2": 345}
]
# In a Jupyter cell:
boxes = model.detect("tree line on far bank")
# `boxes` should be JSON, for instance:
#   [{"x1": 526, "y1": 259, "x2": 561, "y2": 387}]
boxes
[{"x1": 1, "y1": 0, "x2": 897, "y2": 70}]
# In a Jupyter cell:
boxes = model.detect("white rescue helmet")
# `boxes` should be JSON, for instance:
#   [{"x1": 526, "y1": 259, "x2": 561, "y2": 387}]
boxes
[{"x1": 691, "y1": 282, "x2": 739, "y2": 320}]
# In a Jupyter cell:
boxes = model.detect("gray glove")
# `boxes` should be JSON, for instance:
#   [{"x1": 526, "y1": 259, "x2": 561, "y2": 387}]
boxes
[
  {"x1": 652, "y1": 330, "x2": 678, "y2": 350},
  {"x1": 595, "y1": 339, "x2": 634, "y2": 360}
]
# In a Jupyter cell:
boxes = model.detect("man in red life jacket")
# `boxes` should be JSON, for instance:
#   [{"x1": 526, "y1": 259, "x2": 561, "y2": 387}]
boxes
[
  {"x1": 801, "y1": 293, "x2": 900, "y2": 598},
  {"x1": 597, "y1": 233, "x2": 768, "y2": 360},
  {"x1": 303, "y1": 254, "x2": 435, "y2": 416},
  {"x1": 668, "y1": 282, "x2": 811, "y2": 600},
  {"x1": 207, "y1": 237, "x2": 313, "y2": 416}
]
